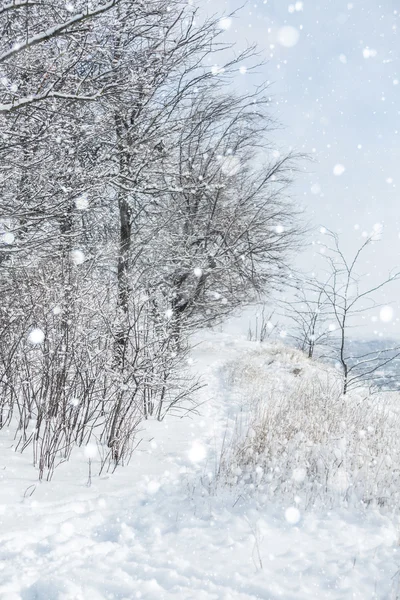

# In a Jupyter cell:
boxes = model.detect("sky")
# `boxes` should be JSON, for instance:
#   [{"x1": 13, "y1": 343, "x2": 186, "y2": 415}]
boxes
[{"x1": 207, "y1": 0, "x2": 400, "y2": 337}]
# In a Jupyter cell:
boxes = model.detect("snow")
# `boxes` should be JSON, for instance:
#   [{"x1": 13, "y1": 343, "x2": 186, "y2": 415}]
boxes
[
  {"x1": 380, "y1": 305, "x2": 394, "y2": 323},
  {"x1": 83, "y1": 444, "x2": 98, "y2": 459},
  {"x1": 371, "y1": 222, "x2": 384, "y2": 240},
  {"x1": 75, "y1": 194, "x2": 89, "y2": 210},
  {"x1": 2, "y1": 232, "x2": 15, "y2": 244},
  {"x1": 188, "y1": 440, "x2": 207, "y2": 462},
  {"x1": 221, "y1": 156, "x2": 241, "y2": 176},
  {"x1": 333, "y1": 164, "x2": 346, "y2": 176},
  {"x1": 288, "y1": 3, "x2": 303, "y2": 13},
  {"x1": 292, "y1": 467, "x2": 306, "y2": 483},
  {"x1": 362, "y1": 47, "x2": 378, "y2": 59},
  {"x1": 28, "y1": 328, "x2": 44, "y2": 344},
  {"x1": 211, "y1": 65, "x2": 224, "y2": 76},
  {"x1": 277, "y1": 26, "x2": 300, "y2": 48},
  {"x1": 70, "y1": 249, "x2": 85, "y2": 265},
  {"x1": 193, "y1": 267, "x2": 203, "y2": 278},
  {"x1": 0, "y1": 0, "x2": 118, "y2": 64},
  {"x1": 0, "y1": 332, "x2": 400, "y2": 598},
  {"x1": 219, "y1": 17, "x2": 232, "y2": 30},
  {"x1": 285, "y1": 507, "x2": 301, "y2": 524}
]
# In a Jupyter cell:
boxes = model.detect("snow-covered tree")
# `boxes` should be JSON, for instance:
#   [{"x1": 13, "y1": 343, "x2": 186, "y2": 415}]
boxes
[{"x1": 0, "y1": 0, "x2": 303, "y2": 477}]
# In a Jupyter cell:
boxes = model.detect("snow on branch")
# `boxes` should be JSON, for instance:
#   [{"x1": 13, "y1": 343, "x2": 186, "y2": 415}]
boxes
[
  {"x1": 0, "y1": 0, "x2": 119, "y2": 64},
  {"x1": 0, "y1": 87, "x2": 105, "y2": 113},
  {"x1": 0, "y1": 0, "x2": 39, "y2": 15}
]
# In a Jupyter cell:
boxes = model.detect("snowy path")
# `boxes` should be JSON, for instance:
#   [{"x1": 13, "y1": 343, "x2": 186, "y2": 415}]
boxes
[{"x1": 0, "y1": 335, "x2": 399, "y2": 599}]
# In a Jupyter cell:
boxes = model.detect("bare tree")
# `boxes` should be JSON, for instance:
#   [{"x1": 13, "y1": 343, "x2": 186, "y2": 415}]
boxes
[
  {"x1": 138, "y1": 87, "x2": 303, "y2": 341},
  {"x1": 0, "y1": 0, "x2": 304, "y2": 478},
  {"x1": 247, "y1": 305, "x2": 276, "y2": 343},
  {"x1": 280, "y1": 276, "x2": 332, "y2": 358},
  {"x1": 0, "y1": 0, "x2": 120, "y2": 113},
  {"x1": 288, "y1": 229, "x2": 400, "y2": 394}
]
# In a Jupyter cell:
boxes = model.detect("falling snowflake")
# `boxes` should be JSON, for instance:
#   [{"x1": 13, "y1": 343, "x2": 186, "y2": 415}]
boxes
[
  {"x1": 371, "y1": 222, "x2": 383, "y2": 241},
  {"x1": 363, "y1": 47, "x2": 377, "y2": 59},
  {"x1": 2, "y1": 232, "x2": 15, "y2": 245},
  {"x1": 28, "y1": 328, "x2": 44, "y2": 344},
  {"x1": 188, "y1": 441, "x2": 207, "y2": 463},
  {"x1": 70, "y1": 249, "x2": 85, "y2": 265},
  {"x1": 193, "y1": 267, "x2": 203, "y2": 278},
  {"x1": 285, "y1": 507, "x2": 301, "y2": 524},
  {"x1": 84, "y1": 443, "x2": 97, "y2": 459},
  {"x1": 333, "y1": 164, "x2": 346, "y2": 176},
  {"x1": 277, "y1": 26, "x2": 300, "y2": 48},
  {"x1": 380, "y1": 306, "x2": 394, "y2": 323},
  {"x1": 288, "y1": 2, "x2": 303, "y2": 13},
  {"x1": 75, "y1": 193, "x2": 89, "y2": 210},
  {"x1": 219, "y1": 17, "x2": 232, "y2": 30}
]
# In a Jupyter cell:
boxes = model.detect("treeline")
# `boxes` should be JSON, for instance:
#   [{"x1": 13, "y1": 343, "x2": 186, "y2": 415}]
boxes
[{"x1": 0, "y1": 0, "x2": 300, "y2": 478}]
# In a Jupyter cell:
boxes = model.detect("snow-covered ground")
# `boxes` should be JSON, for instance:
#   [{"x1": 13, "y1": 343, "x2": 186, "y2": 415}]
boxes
[{"x1": 1, "y1": 332, "x2": 400, "y2": 600}]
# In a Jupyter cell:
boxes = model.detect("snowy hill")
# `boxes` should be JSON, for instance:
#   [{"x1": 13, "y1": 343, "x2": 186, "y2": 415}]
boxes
[{"x1": 1, "y1": 333, "x2": 400, "y2": 599}]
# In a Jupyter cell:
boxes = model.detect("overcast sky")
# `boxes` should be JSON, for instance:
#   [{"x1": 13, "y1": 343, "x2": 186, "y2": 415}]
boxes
[{"x1": 208, "y1": 0, "x2": 400, "y2": 337}]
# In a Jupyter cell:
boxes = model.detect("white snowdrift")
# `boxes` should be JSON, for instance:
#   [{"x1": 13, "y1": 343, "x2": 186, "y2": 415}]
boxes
[{"x1": 0, "y1": 333, "x2": 399, "y2": 599}]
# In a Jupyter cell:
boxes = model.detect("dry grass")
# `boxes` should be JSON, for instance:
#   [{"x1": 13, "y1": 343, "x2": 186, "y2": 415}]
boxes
[{"x1": 217, "y1": 347, "x2": 400, "y2": 511}]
